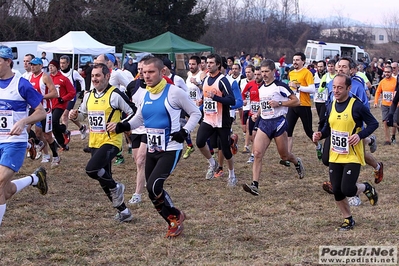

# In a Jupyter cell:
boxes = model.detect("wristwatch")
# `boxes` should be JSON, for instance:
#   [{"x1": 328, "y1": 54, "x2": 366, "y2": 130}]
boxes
[{"x1": 278, "y1": 101, "x2": 282, "y2": 106}]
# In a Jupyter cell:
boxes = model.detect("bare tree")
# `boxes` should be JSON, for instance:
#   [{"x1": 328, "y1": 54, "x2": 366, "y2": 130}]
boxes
[{"x1": 383, "y1": 11, "x2": 399, "y2": 43}]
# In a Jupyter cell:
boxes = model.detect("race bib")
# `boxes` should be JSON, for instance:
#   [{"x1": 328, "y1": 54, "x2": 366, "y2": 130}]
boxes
[
  {"x1": 314, "y1": 92, "x2": 327, "y2": 102},
  {"x1": 382, "y1": 91, "x2": 393, "y2": 102},
  {"x1": 45, "y1": 110, "x2": 52, "y2": 133},
  {"x1": 260, "y1": 97, "x2": 274, "y2": 117},
  {"x1": 147, "y1": 128, "x2": 166, "y2": 152},
  {"x1": 0, "y1": 110, "x2": 13, "y2": 135},
  {"x1": 331, "y1": 130, "x2": 349, "y2": 154},
  {"x1": 203, "y1": 97, "x2": 217, "y2": 114},
  {"x1": 189, "y1": 89, "x2": 197, "y2": 101},
  {"x1": 250, "y1": 101, "x2": 260, "y2": 113},
  {"x1": 88, "y1": 110, "x2": 106, "y2": 133}
]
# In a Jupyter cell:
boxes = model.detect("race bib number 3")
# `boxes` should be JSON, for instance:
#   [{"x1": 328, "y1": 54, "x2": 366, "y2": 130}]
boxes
[
  {"x1": 204, "y1": 98, "x2": 217, "y2": 114},
  {"x1": 0, "y1": 110, "x2": 13, "y2": 135},
  {"x1": 147, "y1": 128, "x2": 166, "y2": 152},
  {"x1": 331, "y1": 130, "x2": 349, "y2": 154},
  {"x1": 88, "y1": 110, "x2": 106, "y2": 133}
]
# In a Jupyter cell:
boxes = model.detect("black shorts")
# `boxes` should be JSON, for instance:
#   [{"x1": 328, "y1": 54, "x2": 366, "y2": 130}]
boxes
[
  {"x1": 129, "y1": 133, "x2": 147, "y2": 149},
  {"x1": 66, "y1": 100, "x2": 75, "y2": 111}
]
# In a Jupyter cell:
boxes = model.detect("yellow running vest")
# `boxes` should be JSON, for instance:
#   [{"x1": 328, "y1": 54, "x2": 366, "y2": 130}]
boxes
[
  {"x1": 329, "y1": 97, "x2": 365, "y2": 165},
  {"x1": 87, "y1": 86, "x2": 122, "y2": 149}
]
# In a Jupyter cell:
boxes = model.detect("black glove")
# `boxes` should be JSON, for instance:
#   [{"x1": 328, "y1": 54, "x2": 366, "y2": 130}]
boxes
[
  {"x1": 386, "y1": 113, "x2": 394, "y2": 127},
  {"x1": 58, "y1": 97, "x2": 64, "y2": 103},
  {"x1": 171, "y1": 128, "x2": 188, "y2": 143},
  {"x1": 115, "y1": 121, "x2": 131, "y2": 134}
]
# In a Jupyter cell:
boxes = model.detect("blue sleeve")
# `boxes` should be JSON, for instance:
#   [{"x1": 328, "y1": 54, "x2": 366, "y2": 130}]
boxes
[
  {"x1": 389, "y1": 79, "x2": 399, "y2": 115},
  {"x1": 326, "y1": 80, "x2": 334, "y2": 106},
  {"x1": 212, "y1": 77, "x2": 235, "y2": 106},
  {"x1": 18, "y1": 78, "x2": 43, "y2": 109},
  {"x1": 230, "y1": 80, "x2": 243, "y2": 109},
  {"x1": 354, "y1": 102, "x2": 379, "y2": 139},
  {"x1": 350, "y1": 80, "x2": 369, "y2": 108}
]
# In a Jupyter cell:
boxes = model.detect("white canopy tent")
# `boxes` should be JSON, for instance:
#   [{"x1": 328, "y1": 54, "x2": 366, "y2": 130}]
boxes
[{"x1": 37, "y1": 31, "x2": 115, "y2": 68}]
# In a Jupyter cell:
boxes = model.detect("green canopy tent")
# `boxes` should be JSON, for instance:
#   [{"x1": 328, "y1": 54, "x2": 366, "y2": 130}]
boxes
[{"x1": 122, "y1": 31, "x2": 213, "y2": 66}]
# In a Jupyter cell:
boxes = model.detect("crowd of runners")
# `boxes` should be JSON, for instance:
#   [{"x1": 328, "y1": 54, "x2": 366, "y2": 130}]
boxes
[{"x1": 0, "y1": 43, "x2": 395, "y2": 236}]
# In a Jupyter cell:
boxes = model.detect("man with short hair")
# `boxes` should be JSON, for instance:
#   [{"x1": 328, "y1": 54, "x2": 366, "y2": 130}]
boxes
[
  {"x1": 22, "y1": 54, "x2": 35, "y2": 80},
  {"x1": 315, "y1": 60, "x2": 336, "y2": 132},
  {"x1": 195, "y1": 54, "x2": 237, "y2": 186},
  {"x1": 241, "y1": 66, "x2": 261, "y2": 160},
  {"x1": 313, "y1": 74, "x2": 379, "y2": 231},
  {"x1": 48, "y1": 59, "x2": 76, "y2": 167},
  {"x1": 69, "y1": 63, "x2": 135, "y2": 222},
  {"x1": 391, "y1": 62, "x2": 398, "y2": 78},
  {"x1": 41, "y1": 52, "x2": 49, "y2": 73},
  {"x1": 240, "y1": 64, "x2": 256, "y2": 151},
  {"x1": 111, "y1": 57, "x2": 201, "y2": 237},
  {"x1": 243, "y1": 59, "x2": 303, "y2": 196},
  {"x1": 95, "y1": 54, "x2": 131, "y2": 164},
  {"x1": 0, "y1": 45, "x2": 48, "y2": 227},
  {"x1": 322, "y1": 57, "x2": 383, "y2": 200},
  {"x1": 374, "y1": 66, "x2": 397, "y2": 144},
  {"x1": 286, "y1": 52, "x2": 318, "y2": 163},
  {"x1": 59, "y1": 55, "x2": 87, "y2": 140},
  {"x1": 29, "y1": 57, "x2": 58, "y2": 163},
  {"x1": 183, "y1": 55, "x2": 203, "y2": 159}
]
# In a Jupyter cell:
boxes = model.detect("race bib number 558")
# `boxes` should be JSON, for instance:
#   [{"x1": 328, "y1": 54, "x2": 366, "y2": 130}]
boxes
[{"x1": 331, "y1": 130, "x2": 349, "y2": 154}]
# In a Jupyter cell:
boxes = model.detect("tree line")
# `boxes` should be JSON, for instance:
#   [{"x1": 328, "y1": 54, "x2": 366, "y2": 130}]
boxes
[{"x1": 0, "y1": 0, "x2": 376, "y2": 60}]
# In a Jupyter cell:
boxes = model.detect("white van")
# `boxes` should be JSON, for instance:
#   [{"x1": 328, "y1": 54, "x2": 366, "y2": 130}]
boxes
[
  {"x1": 304, "y1": 40, "x2": 370, "y2": 65},
  {"x1": 0, "y1": 41, "x2": 53, "y2": 74}
]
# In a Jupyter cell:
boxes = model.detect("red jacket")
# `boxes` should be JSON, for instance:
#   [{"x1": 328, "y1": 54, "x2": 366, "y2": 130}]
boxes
[{"x1": 50, "y1": 71, "x2": 76, "y2": 109}]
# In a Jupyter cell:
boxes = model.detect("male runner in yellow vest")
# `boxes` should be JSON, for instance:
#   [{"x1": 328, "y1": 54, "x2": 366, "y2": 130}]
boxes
[{"x1": 313, "y1": 74, "x2": 379, "y2": 231}]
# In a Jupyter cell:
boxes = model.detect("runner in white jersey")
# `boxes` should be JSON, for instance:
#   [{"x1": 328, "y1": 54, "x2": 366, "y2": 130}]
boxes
[
  {"x1": 0, "y1": 45, "x2": 48, "y2": 227},
  {"x1": 315, "y1": 59, "x2": 336, "y2": 132},
  {"x1": 182, "y1": 56, "x2": 203, "y2": 159},
  {"x1": 59, "y1": 55, "x2": 88, "y2": 140},
  {"x1": 242, "y1": 59, "x2": 304, "y2": 196},
  {"x1": 127, "y1": 60, "x2": 147, "y2": 204}
]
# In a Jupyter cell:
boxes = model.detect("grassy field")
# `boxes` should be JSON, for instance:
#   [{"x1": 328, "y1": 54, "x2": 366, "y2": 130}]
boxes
[{"x1": 0, "y1": 106, "x2": 398, "y2": 266}]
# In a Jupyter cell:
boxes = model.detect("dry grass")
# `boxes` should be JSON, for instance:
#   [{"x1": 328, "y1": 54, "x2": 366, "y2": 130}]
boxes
[{"x1": 0, "y1": 107, "x2": 398, "y2": 266}]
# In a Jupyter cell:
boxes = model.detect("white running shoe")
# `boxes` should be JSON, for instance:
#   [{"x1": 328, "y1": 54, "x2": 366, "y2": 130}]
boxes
[
  {"x1": 80, "y1": 124, "x2": 87, "y2": 140},
  {"x1": 128, "y1": 193, "x2": 142, "y2": 204},
  {"x1": 41, "y1": 154, "x2": 51, "y2": 163},
  {"x1": 348, "y1": 196, "x2": 362, "y2": 206}
]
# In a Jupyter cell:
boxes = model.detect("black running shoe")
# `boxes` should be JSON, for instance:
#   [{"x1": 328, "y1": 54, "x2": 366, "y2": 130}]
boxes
[
  {"x1": 363, "y1": 182, "x2": 378, "y2": 206},
  {"x1": 336, "y1": 218, "x2": 355, "y2": 231}
]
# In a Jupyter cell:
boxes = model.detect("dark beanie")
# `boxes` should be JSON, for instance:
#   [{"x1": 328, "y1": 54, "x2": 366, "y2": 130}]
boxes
[
  {"x1": 163, "y1": 57, "x2": 172, "y2": 70},
  {"x1": 49, "y1": 59, "x2": 60, "y2": 70}
]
